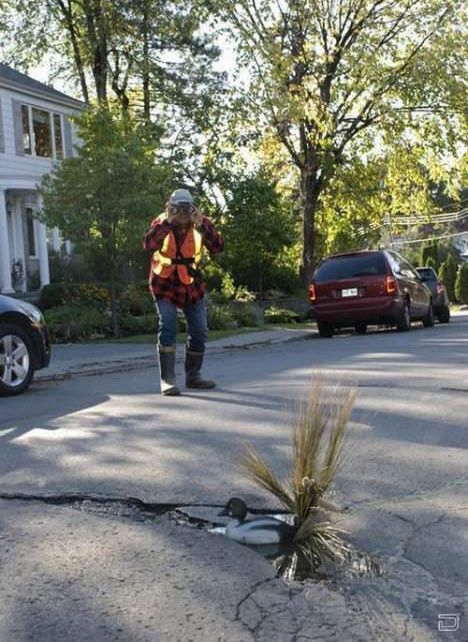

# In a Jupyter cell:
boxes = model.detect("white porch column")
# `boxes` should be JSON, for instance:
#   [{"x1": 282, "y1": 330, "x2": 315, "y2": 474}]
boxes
[
  {"x1": 36, "y1": 195, "x2": 50, "y2": 288},
  {"x1": 13, "y1": 198, "x2": 27, "y2": 293},
  {"x1": 0, "y1": 189, "x2": 14, "y2": 294}
]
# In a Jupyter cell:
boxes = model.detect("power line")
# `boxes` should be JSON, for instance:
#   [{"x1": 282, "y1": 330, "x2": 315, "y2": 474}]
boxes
[{"x1": 393, "y1": 230, "x2": 468, "y2": 245}]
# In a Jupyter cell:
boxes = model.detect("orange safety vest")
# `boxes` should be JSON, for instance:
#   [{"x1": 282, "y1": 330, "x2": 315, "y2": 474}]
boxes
[{"x1": 152, "y1": 215, "x2": 204, "y2": 285}]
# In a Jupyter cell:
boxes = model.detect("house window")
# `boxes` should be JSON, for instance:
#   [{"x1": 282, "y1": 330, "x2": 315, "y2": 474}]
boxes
[
  {"x1": 32, "y1": 108, "x2": 52, "y2": 157},
  {"x1": 21, "y1": 105, "x2": 32, "y2": 154},
  {"x1": 20, "y1": 105, "x2": 65, "y2": 159},
  {"x1": 26, "y1": 208, "x2": 37, "y2": 257},
  {"x1": 53, "y1": 114, "x2": 64, "y2": 159}
]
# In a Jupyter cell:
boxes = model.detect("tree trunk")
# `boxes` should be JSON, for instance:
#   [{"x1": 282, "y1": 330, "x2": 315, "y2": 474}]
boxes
[
  {"x1": 56, "y1": 0, "x2": 90, "y2": 103},
  {"x1": 301, "y1": 168, "x2": 323, "y2": 284},
  {"x1": 110, "y1": 268, "x2": 119, "y2": 338},
  {"x1": 82, "y1": 0, "x2": 108, "y2": 104},
  {"x1": 142, "y1": 0, "x2": 151, "y2": 123}
]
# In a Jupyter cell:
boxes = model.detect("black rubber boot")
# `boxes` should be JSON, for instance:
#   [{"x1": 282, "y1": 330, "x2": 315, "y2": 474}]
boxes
[
  {"x1": 185, "y1": 350, "x2": 216, "y2": 389},
  {"x1": 158, "y1": 347, "x2": 180, "y2": 396}
]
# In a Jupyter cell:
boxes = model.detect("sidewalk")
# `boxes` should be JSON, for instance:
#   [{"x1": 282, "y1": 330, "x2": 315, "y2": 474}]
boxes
[{"x1": 35, "y1": 326, "x2": 316, "y2": 382}]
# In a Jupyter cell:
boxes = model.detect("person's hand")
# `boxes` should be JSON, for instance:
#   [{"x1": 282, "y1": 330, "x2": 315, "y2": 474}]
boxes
[
  {"x1": 166, "y1": 204, "x2": 177, "y2": 223},
  {"x1": 191, "y1": 208, "x2": 203, "y2": 227}
]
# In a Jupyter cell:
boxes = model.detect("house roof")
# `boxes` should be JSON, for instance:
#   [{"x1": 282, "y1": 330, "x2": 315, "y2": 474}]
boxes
[{"x1": 0, "y1": 62, "x2": 85, "y2": 109}]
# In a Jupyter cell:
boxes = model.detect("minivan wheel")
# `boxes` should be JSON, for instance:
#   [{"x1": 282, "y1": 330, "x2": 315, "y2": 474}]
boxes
[
  {"x1": 0, "y1": 324, "x2": 35, "y2": 396},
  {"x1": 355, "y1": 323, "x2": 367, "y2": 335},
  {"x1": 438, "y1": 306, "x2": 450, "y2": 324},
  {"x1": 317, "y1": 321, "x2": 334, "y2": 338},
  {"x1": 396, "y1": 301, "x2": 411, "y2": 332},
  {"x1": 422, "y1": 303, "x2": 435, "y2": 328}
]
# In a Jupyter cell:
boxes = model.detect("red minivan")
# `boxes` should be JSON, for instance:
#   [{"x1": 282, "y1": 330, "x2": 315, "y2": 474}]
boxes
[{"x1": 308, "y1": 250, "x2": 433, "y2": 337}]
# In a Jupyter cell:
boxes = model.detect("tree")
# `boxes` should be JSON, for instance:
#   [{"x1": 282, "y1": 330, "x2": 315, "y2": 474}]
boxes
[
  {"x1": 220, "y1": 170, "x2": 297, "y2": 297},
  {"x1": 420, "y1": 243, "x2": 440, "y2": 270},
  {"x1": 40, "y1": 108, "x2": 171, "y2": 335},
  {"x1": 439, "y1": 253, "x2": 459, "y2": 302},
  {"x1": 455, "y1": 262, "x2": 468, "y2": 305},
  {"x1": 211, "y1": 1, "x2": 467, "y2": 281},
  {"x1": 0, "y1": 0, "x2": 222, "y2": 116}
]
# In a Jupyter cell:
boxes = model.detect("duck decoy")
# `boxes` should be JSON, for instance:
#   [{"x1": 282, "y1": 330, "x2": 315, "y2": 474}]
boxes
[{"x1": 219, "y1": 497, "x2": 296, "y2": 545}]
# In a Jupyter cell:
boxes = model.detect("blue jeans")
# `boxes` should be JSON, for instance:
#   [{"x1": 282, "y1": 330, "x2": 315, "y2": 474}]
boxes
[{"x1": 155, "y1": 298, "x2": 208, "y2": 352}]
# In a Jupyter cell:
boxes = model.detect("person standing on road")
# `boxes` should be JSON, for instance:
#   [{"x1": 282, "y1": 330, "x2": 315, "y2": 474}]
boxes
[{"x1": 143, "y1": 189, "x2": 224, "y2": 396}]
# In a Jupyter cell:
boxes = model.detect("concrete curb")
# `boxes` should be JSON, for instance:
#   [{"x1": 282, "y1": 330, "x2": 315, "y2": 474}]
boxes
[{"x1": 35, "y1": 329, "x2": 317, "y2": 383}]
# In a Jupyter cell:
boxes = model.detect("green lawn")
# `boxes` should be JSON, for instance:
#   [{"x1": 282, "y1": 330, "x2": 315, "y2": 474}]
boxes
[{"x1": 106, "y1": 322, "x2": 316, "y2": 344}]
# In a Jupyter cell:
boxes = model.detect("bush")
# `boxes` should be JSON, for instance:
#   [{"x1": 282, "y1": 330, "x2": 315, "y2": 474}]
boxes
[
  {"x1": 439, "y1": 255, "x2": 459, "y2": 302},
  {"x1": 203, "y1": 261, "x2": 226, "y2": 292},
  {"x1": 264, "y1": 306, "x2": 301, "y2": 324},
  {"x1": 118, "y1": 312, "x2": 156, "y2": 336},
  {"x1": 44, "y1": 304, "x2": 110, "y2": 342},
  {"x1": 39, "y1": 282, "x2": 111, "y2": 311},
  {"x1": 39, "y1": 283, "x2": 69, "y2": 310},
  {"x1": 120, "y1": 282, "x2": 153, "y2": 316},
  {"x1": 68, "y1": 283, "x2": 111, "y2": 308},
  {"x1": 207, "y1": 303, "x2": 238, "y2": 330},
  {"x1": 455, "y1": 263, "x2": 468, "y2": 304},
  {"x1": 229, "y1": 302, "x2": 261, "y2": 327}
]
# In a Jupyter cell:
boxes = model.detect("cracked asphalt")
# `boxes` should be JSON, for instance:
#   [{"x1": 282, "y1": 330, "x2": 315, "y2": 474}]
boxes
[{"x1": 1, "y1": 314, "x2": 467, "y2": 641}]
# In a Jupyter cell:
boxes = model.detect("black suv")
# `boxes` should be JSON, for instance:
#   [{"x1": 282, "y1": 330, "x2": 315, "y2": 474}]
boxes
[
  {"x1": 0, "y1": 295, "x2": 51, "y2": 395},
  {"x1": 415, "y1": 267, "x2": 450, "y2": 323}
]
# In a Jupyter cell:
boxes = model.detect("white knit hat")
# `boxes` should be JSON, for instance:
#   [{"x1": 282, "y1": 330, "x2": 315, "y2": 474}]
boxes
[{"x1": 169, "y1": 188, "x2": 194, "y2": 204}]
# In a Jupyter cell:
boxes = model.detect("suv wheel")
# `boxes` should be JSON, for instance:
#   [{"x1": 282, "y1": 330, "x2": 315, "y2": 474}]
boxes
[
  {"x1": 0, "y1": 324, "x2": 35, "y2": 396},
  {"x1": 422, "y1": 303, "x2": 435, "y2": 328},
  {"x1": 438, "y1": 306, "x2": 450, "y2": 324},
  {"x1": 396, "y1": 301, "x2": 411, "y2": 332},
  {"x1": 317, "y1": 321, "x2": 334, "y2": 338},
  {"x1": 355, "y1": 323, "x2": 367, "y2": 335}
]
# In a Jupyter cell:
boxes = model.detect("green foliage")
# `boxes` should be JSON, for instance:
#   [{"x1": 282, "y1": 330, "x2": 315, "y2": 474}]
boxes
[
  {"x1": 119, "y1": 283, "x2": 154, "y2": 316},
  {"x1": 40, "y1": 108, "x2": 171, "y2": 334},
  {"x1": 439, "y1": 254, "x2": 459, "y2": 302},
  {"x1": 209, "y1": 1, "x2": 466, "y2": 280},
  {"x1": 264, "y1": 307, "x2": 301, "y2": 324},
  {"x1": 455, "y1": 263, "x2": 468, "y2": 305},
  {"x1": 49, "y1": 252, "x2": 93, "y2": 284},
  {"x1": 421, "y1": 243, "x2": 441, "y2": 270},
  {"x1": 229, "y1": 302, "x2": 260, "y2": 327},
  {"x1": 426, "y1": 257, "x2": 438, "y2": 273},
  {"x1": 220, "y1": 170, "x2": 297, "y2": 297},
  {"x1": 117, "y1": 312, "x2": 156, "y2": 337},
  {"x1": 39, "y1": 282, "x2": 111, "y2": 311},
  {"x1": 39, "y1": 284, "x2": 68, "y2": 310},
  {"x1": 207, "y1": 304, "x2": 238, "y2": 330},
  {"x1": 44, "y1": 304, "x2": 110, "y2": 342}
]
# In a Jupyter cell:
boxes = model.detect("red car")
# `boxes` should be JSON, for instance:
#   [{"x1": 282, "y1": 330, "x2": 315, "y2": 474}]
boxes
[{"x1": 308, "y1": 250, "x2": 434, "y2": 338}]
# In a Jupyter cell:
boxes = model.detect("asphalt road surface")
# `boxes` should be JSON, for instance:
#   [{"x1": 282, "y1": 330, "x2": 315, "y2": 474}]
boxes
[{"x1": 1, "y1": 314, "x2": 467, "y2": 641}]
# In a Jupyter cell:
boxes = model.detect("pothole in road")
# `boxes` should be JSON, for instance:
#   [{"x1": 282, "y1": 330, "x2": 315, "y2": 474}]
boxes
[
  {"x1": 1, "y1": 493, "x2": 383, "y2": 583},
  {"x1": 73, "y1": 497, "x2": 383, "y2": 583}
]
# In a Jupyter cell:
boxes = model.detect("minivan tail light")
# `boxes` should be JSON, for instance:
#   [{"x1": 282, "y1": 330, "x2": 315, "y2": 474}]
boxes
[
  {"x1": 309, "y1": 283, "x2": 316, "y2": 302},
  {"x1": 386, "y1": 276, "x2": 397, "y2": 295}
]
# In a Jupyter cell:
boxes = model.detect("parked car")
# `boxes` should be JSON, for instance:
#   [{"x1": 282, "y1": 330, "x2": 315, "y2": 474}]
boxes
[
  {"x1": 415, "y1": 267, "x2": 450, "y2": 323},
  {"x1": 0, "y1": 295, "x2": 51, "y2": 395},
  {"x1": 308, "y1": 250, "x2": 434, "y2": 338}
]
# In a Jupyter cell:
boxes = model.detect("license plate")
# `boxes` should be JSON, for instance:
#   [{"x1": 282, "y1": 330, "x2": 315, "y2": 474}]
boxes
[{"x1": 342, "y1": 288, "x2": 358, "y2": 297}]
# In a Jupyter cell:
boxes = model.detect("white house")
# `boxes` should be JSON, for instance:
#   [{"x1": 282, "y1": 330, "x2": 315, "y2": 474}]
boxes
[{"x1": 0, "y1": 63, "x2": 84, "y2": 294}]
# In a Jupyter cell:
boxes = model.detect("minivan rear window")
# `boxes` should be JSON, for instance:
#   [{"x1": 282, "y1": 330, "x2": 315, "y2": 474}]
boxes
[
  {"x1": 416, "y1": 267, "x2": 436, "y2": 280},
  {"x1": 314, "y1": 253, "x2": 387, "y2": 282}
]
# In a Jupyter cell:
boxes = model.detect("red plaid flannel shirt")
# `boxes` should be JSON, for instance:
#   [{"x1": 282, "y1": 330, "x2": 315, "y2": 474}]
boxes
[{"x1": 143, "y1": 215, "x2": 224, "y2": 308}]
